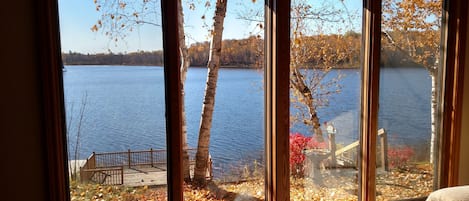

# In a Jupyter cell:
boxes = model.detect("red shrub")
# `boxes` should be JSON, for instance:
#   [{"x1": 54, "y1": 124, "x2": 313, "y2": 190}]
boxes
[
  {"x1": 289, "y1": 133, "x2": 327, "y2": 176},
  {"x1": 387, "y1": 146, "x2": 414, "y2": 169}
]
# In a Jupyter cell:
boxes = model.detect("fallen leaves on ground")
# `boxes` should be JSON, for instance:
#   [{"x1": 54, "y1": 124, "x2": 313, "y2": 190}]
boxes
[{"x1": 70, "y1": 164, "x2": 432, "y2": 200}]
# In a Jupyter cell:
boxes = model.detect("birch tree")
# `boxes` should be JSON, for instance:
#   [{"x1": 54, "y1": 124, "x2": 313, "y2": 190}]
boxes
[
  {"x1": 93, "y1": 0, "x2": 230, "y2": 185},
  {"x1": 193, "y1": 0, "x2": 228, "y2": 186},
  {"x1": 176, "y1": 0, "x2": 193, "y2": 183}
]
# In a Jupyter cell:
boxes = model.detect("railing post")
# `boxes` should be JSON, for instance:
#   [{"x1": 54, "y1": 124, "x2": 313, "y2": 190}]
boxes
[
  {"x1": 91, "y1": 152, "x2": 96, "y2": 168},
  {"x1": 380, "y1": 130, "x2": 389, "y2": 171},
  {"x1": 328, "y1": 133, "x2": 337, "y2": 168},
  {"x1": 208, "y1": 156, "x2": 213, "y2": 180},
  {"x1": 79, "y1": 166, "x2": 83, "y2": 182},
  {"x1": 121, "y1": 166, "x2": 124, "y2": 185},
  {"x1": 150, "y1": 148, "x2": 154, "y2": 167},
  {"x1": 128, "y1": 149, "x2": 131, "y2": 168}
]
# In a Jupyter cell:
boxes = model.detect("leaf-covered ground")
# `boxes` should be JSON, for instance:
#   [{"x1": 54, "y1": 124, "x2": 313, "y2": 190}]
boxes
[{"x1": 70, "y1": 164, "x2": 432, "y2": 201}]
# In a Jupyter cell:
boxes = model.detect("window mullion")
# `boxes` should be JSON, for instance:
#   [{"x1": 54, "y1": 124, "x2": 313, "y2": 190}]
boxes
[
  {"x1": 161, "y1": 0, "x2": 183, "y2": 200},
  {"x1": 265, "y1": 0, "x2": 290, "y2": 200},
  {"x1": 439, "y1": 0, "x2": 468, "y2": 188},
  {"x1": 360, "y1": 0, "x2": 381, "y2": 201},
  {"x1": 37, "y1": 0, "x2": 70, "y2": 200}
]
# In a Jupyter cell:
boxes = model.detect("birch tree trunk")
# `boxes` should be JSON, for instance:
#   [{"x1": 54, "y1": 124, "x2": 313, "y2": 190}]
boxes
[
  {"x1": 177, "y1": 0, "x2": 192, "y2": 183},
  {"x1": 429, "y1": 69, "x2": 438, "y2": 163},
  {"x1": 193, "y1": 0, "x2": 227, "y2": 186}
]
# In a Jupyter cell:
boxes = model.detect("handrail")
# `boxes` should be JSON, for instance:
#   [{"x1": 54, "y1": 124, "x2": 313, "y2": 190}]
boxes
[
  {"x1": 333, "y1": 128, "x2": 388, "y2": 170},
  {"x1": 335, "y1": 128, "x2": 385, "y2": 156},
  {"x1": 303, "y1": 128, "x2": 388, "y2": 170},
  {"x1": 81, "y1": 167, "x2": 124, "y2": 185}
]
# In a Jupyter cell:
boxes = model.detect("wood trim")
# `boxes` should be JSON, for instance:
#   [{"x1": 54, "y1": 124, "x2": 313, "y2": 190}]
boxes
[
  {"x1": 359, "y1": 1, "x2": 381, "y2": 200},
  {"x1": 161, "y1": 0, "x2": 183, "y2": 200},
  {"x1": 36, "y1": 0, "x2": 70, "y2": 201},
  {"x1": 265, "y1": 0, "x2": 290, "y2": 200},
  {"x1": 440, "y1": 0, "x2": 468, "y2": 188}
]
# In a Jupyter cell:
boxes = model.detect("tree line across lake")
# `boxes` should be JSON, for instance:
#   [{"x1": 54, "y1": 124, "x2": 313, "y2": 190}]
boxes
[
  {"x1": 62, "y1": 33, "x2": 423, "y2": 68},
  {"x1": 63, "y1": 36, "x2": 263, "y2": 67}
]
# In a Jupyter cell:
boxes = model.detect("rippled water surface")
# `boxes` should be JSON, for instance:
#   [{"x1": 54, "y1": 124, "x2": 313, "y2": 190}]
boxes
[{"x1": 64, "y1": 65, "x2": 431, "y2": 169}]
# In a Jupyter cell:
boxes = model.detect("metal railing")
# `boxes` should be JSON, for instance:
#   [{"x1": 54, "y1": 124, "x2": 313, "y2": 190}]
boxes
[
  {"x1": 80, "y1": 148, "x2": 212, "y2": 185},
  {"x1": 81, "y1": 167, "x2": 124, "y2": 185},
  {"x1": 93, "y1": 148, "x2": 167, "y2": 168}
]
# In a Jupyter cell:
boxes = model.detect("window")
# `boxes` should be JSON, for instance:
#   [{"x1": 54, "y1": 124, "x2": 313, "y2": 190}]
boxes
[
  {"x1": 38, "y1": 0, "x2": 467, "y2": 200},
  {"x1": 58, "y1": 0, "x2": 267, "y2": 199},
  {"x1": 289, "y1": 0, "x2": 362, "y2": 200}
]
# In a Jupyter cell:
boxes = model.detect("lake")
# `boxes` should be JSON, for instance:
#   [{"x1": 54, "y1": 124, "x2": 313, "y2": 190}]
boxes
[{"x1": 63, "y1": 65, "x2": 432, "y2": 172}]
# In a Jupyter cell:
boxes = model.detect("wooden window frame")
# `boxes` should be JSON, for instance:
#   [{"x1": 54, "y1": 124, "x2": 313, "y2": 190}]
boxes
[
  {"x1": 439, "y1": 0, "x2": 468, "y2": 188},
  {"x1": 37, "y1": 0, "x2": 467, "y2": 200},
  {"x1": 360, "y1": 1, "x2": 381, "y2": 200},
  {"x1": 161, "y1": 0, "x2": 184, "y2": 200},
  {"x1": 36, "y1": 0, "x2": 70, "y2": 200},
  {"x1": 265, "y1": 0, "x2": 291, "y2": 200}
]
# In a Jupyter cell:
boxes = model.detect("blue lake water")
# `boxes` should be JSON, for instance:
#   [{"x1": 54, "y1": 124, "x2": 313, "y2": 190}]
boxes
[{"x1": 64, "y1": 65, "x2": 431, "y2": 169}]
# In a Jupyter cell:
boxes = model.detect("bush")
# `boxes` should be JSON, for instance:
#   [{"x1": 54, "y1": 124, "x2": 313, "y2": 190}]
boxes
[
  {"x1": 289, "y1": 133, "x2": 327, "y2": 177},
  {"x1": 387, "y1": 146, "x2": 414, "y2": 169}
]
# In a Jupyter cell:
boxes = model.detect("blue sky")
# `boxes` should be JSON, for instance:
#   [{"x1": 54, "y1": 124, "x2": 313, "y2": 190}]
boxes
[{"x1": 58, "y1": 0, "x2": 361, "y2": 54}]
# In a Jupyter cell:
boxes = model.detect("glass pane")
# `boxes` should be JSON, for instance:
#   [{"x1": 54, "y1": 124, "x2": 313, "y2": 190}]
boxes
[
  {"x1": 183, "y1": 0, "x2": 265, "y2": 200},
  {"x1": 59, "y1": 0, "x2": 167, "y2": 199},
  {"x1": 289, "y1": 0, "x2": 362, "y2": 200},
  {"x1": 377, "y1": 0, "x2": 443, "y2": 199}
]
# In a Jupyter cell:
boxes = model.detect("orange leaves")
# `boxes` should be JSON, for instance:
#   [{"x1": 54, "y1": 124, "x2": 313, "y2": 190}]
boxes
[
  {"x1": 69, "y1": 169, "x2": 432, "y2": 201},
  {"x1": 382, "y1": 0, "x2": 442, "y2": 68},
  {"x1": 91, "y1": 25, "x2": 98, "y2": 32},
  {"x1": 293, "y1": 38, "x2": 301, "y2": 46},
  {"x1": 119, "y1": 2, "x2": 126, "y2": 9},
  {"x1": 91, "y1": 20, "x2": 102, "y2": 33},
  {"x1": 290, "y1": 33, "x2": 360, "y2": 69}
]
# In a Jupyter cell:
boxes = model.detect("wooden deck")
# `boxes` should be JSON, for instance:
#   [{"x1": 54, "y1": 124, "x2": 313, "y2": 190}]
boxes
[
  {"x1": 121, "y1": 165, "x2": 168, "y2": 187},
  {"x1": 77, "y1": 148, "x2": 211, "y2": 186},
  {"x1": 70, "y1": 161, "x2": 169, "y2": 186},
  {"x1": 81, "y1": 164, "x2": 206, "y2": 187}
]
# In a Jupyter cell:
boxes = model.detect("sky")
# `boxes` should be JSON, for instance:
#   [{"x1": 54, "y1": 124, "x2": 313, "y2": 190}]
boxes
[{"x1": 58, "y1": 0, "x2": 361, "y2": 54}]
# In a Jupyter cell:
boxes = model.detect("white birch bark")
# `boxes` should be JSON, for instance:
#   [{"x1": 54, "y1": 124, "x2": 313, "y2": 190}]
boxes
[
  {"x1": 430, "y1": 70, "x2": 438, "y2": 163},
  {"x1": 177, "y1": 0, "x2": 192, "y2": 182},
  {"x1": 193, "y1": 0, "x2": 227, "y2": 185}
]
